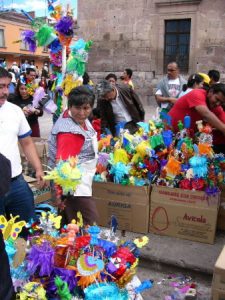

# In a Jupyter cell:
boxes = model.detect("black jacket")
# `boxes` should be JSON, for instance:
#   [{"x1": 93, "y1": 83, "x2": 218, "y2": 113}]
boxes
[
  {"x1": 0, "y1": 153, "x2": 11, "y2": 197},
  {"x1": 99, "y1": 84, "x2": 145, "y2": 136}
]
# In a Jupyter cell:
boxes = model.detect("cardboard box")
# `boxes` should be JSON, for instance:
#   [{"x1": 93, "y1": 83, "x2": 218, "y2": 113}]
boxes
[
  {"x1": 93, "y1": 182, "x2": 150, "y2": 234},
  {"x1": 211, "y1": 289, "x2": 225, "y2": 300},
  {"x1": 19, "y1": 137, "x2": 49, "y2": 175},
  {"x1": 19, "y1": 137, "x2": 48, "y2": 159},
  {"x1": 212, "y1": 246, "x2": 225, "y2": 300},
  {"x1": 149, "y1": 185, "x2": 220, "y2": 244},
  {"x1": 217, "y1": 187, "x2": 225, "y2": 230},
  {"x1": 24, "y1": 175, "x2": 52, "y2": 204}
]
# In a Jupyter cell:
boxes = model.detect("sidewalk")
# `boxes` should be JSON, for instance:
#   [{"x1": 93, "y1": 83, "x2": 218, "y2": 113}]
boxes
[{"x1": 116, "y1": 229, "x2": 225, "y2": 275}]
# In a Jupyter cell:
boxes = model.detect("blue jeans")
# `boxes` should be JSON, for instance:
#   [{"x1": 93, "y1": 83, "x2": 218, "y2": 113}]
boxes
[{"x1": 0, "y1": 174, "x2": 35, "y2": 222}]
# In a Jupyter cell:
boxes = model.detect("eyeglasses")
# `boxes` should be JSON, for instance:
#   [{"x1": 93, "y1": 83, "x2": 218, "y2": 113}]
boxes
[{"x1": 167, "y1": 69, "x2": 177, "y2": 72}]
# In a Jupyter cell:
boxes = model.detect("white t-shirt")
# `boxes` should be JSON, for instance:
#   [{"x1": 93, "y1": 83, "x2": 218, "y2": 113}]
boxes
[
  {"x1": 110, "y1": 89, "x2": 132, "y2": 124},
  {"x1": 0, "y1": 101, "x2": 31, "y2": 177},
  {"x1": 155, "y1": 78, "x2": 180, "y2": 109},
  {"x1": 179, "y1": 88, "x2": 193, "y2": 98}
]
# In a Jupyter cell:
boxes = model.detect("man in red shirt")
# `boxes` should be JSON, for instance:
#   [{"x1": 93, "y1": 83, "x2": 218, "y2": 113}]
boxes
[{"x1": 168, "y1": 83, "x2": 225, "y2": 135}]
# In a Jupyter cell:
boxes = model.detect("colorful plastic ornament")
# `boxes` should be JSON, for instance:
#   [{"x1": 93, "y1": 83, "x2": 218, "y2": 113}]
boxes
[
  {"x1": 184, "y1": 115, "x2": 191, "y2": 129},
  {"x1": 39, "y1": 212, "x2": 62, "y2": 235},
  {"x1": 109, "y1": 162, "x2": 131, "y2": 184},
  {"x1": 67, "y1": 220, "x2": 79, "y2": 245},
  {"x1": 0, "y1": 214, "x2": 26, "y2": 240},
  {"x1": 44, "y1": 157, "x2": 81, "y2": 195},
  {"x1": 191, "y1": 178, "x2": 205, "y2": 191},
  {"x1": 162, "y1": 130, "x2": 173, "y2": 147},
  {"x1": 135, "y1": 280, "x2": 153, "y2": 294},
  {"x1": 88, "y1": 225, "x2": 100, "y2": 246},
  {"x1": 135, "y1": 141, "x2": 151, "y2": 158},
  {"x1": 27, "y1": 241, "x2": 55, "y2": 276},
  {"x1": 150, "y1": 134, "x2": 164, "y2": 149},
  {"x1": 35, "y1": 25, "x2": 57, "y2": 47},
  {"x1": 17, "y1": 282, "x2": 47, "y2": 300},
  {"x1": 178, "y1": 120, "x2": 184, "y2": 131},
  {"x1": 165, "y1": 156, "x2": 181, "y2": 176},
  {"x1": 189, "y1": 155, "x2": 208, "y2": 178},
  {"x1": 84, "y1": 282, "x2": 128, "y2": 300},
  {"x1": 198, "y1": 143, "x2": 213, "y2": 157},
  {"x1": 133, "y1": 236, "x2": 149, "y2": 248},
  {"x1": 21, "y1": 30, "x2": 37, "y2": 52},
  {"x1": 76, "y1": 254, "x2": 104, "y2": 288},
  {"x1": 70, "y1": 38, "x2": 86, "y2": 53},
  {"x1": 113, "y1": 148, "x2": 130, "y2": 164},
  {"x1": 61, "y1": 74, "x2": 82, "y2": 96},
  {"x1": 54, "y1": 276, "x2": 72, "y2": 300}
]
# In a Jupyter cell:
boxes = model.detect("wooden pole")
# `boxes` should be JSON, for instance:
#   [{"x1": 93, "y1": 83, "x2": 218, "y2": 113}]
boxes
[{"x1": 61, "y1": 45, "x2": 67, "y2": 110}]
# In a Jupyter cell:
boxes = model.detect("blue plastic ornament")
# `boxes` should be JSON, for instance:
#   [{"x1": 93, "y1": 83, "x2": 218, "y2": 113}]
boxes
[
  {"x1": 184, "y1": 115, "x2": 191, "y2": 129},
  {"x1": 162, "y1": 130, "x2": 173, "y2": 147},
  {"x1": 88, "y1": 225, "x2": 100, "y2": 246},
  {"x1": 135, "y1": 280, "x2": 153, "y2": 294}
]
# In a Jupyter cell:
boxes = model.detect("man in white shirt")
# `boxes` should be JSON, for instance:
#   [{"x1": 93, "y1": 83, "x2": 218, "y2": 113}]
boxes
[
  {"x1": 0, "y1": 67, "x2": 45, "y2": 223},
  {"x1": 155, "y1": 62, "x2": 186, "y2": 112}
]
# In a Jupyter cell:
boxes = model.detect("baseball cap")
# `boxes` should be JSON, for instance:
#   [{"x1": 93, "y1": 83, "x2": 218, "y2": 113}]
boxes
[{"x1": 198, "y1": 73, "x2": 210, "y2": 85}]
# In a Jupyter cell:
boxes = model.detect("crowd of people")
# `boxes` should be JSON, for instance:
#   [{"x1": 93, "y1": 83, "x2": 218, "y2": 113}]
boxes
[{"x1": 0, "y1": 60, "x2": 225, "y2": 298}]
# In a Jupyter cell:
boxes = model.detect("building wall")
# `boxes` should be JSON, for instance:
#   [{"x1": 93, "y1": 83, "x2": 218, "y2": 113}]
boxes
[
  {"x1": 0, "y1": 16, "x2": 49, "y2": 70},
  {"x1": 78, "y1": 0, "x2": 225, "y2": 107}
]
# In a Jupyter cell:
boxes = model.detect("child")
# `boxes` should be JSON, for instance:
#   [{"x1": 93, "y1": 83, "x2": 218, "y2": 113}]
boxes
[{"x1": 92, "y1": 108, "x2": 101, "y2": 140}]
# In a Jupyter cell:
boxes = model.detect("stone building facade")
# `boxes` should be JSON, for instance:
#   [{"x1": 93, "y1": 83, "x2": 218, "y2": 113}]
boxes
[{"x1": 78, "y1": 0, "x2": 225, "y2": 107}]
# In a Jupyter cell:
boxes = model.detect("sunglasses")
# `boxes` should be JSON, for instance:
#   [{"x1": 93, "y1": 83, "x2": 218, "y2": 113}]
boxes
[{"x1": 167, "y1": 69, "x2": 177, "y2": 72}]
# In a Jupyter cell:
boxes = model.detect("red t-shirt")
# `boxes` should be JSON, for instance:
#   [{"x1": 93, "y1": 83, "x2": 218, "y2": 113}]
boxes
[
  {"x1": 169, "y1": 89, "x2": 208, "y2": 132},
  {"x1": 211, "y1": 106, "x2": 225, "y2": 145},
  {"x1": 55, "y1": 110, "x2": 85, "y2": 160}
]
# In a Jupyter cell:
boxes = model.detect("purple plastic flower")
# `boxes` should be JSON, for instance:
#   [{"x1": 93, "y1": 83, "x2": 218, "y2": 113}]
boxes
[
  {"x1": 55, "y1": 16, "x2": 74, "y2": 36},
  {"x1": 27, "y1": 242, "x2": 55, "y2": 277},
  {"x1": 21, "y1": 30, "x2": 37, "y2": 52}
]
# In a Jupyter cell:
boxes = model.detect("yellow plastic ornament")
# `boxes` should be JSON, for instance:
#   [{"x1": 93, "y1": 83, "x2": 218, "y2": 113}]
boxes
[
  {"x1": 135, "y1": 141, "x2": 151, "y2": 158},
  {"x1": 98, "y1": 135, "x2": 112, "y2": 151},
  {"x1": 134, "y1": 236, "x2": 149, "y2": 248},
  {"x1": 41, "y1": 212, "x2": 62, "y2": 229},
  {"x1": 44, "y1": 157, "x2": 82, "y2": 194},
  {"x1": 0, "y1": 214, "x2": 26, "y2": 240},
  {"x1": 61, "y1": 74, "x2": 82, "y2": 96},
  {"x1": 17, "y1": 282, "x2": 47, "y2": 300},
  {"x1": 113, "y1": 148, "x2": 129, "y2": 164}
]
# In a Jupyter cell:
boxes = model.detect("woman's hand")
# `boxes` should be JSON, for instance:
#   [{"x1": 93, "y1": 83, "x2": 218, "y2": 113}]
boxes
[
  {"x1": 34, "y1": 109, "x2": 41, "y2": 115},
  {"x1": 55, "y1": 197, "x2": 66, "y2": 211}
]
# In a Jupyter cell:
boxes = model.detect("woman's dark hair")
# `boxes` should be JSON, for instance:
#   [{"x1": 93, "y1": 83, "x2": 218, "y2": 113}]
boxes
[
  {"x1": 68, "y1": 86, "x2": 95, "y2": 108},
  {"x1": 182, "y1": 73, "x2": 203, "y2": 92},
  {"x1": 105, "y1": 73, "x2": 117, "y2": 82},
  {"x1": 15, "y1": 80, "x2": 26, "y2": 96},
  {"x1": 83, "y1": 72, "x2": 90, "y2": 85}
]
